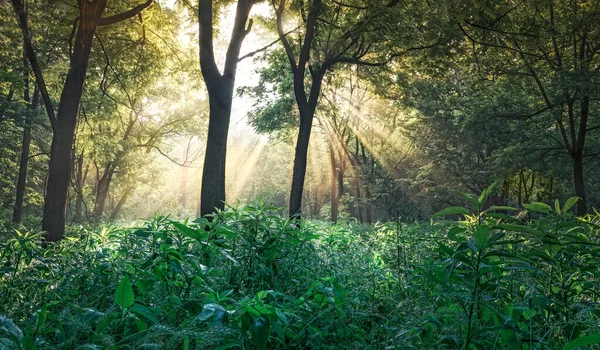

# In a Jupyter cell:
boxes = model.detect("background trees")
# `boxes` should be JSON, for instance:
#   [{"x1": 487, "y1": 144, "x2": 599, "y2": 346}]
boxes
[
  {"x1": 264, "y1": 0, "x2": 449, "y2": 218},
  {"x1": 454, "y1": 0, "x2": 600, "y2": 214},
  {"x1": 12, "y1": 0, "x2": 157, "y2": 240},
  {"x1": 0, "y1": 0, "x2": 598, "y2": 236}
]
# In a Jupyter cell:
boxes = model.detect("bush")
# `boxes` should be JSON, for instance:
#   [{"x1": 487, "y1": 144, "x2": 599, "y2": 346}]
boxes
[{"x1": 1, "y1": 194, "x2": 599, "y2": 349}]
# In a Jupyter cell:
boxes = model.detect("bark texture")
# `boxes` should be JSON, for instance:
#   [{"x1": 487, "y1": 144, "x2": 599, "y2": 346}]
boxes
[{"x1": 198, "y1": 0, "x2": 254, "y2": 217}]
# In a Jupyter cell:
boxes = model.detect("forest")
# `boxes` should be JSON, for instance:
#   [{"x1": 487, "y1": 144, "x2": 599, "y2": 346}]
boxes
[{"x1": 0, "y1": 0, "x2": 599, "y2": 348}]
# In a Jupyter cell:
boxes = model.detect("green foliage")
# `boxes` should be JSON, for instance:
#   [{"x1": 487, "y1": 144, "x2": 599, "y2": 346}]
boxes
[
  {"x1": 114, "y1": 276, "x2": 135, "y2": 310},
  {"x1": 1, "y1": 197, "x2": 599, "y2": 348}
]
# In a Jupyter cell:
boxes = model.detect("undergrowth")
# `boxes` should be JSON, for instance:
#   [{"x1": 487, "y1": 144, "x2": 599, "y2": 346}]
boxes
[{"x1": 1, "y1": 189, "x2": 600, "y2": 349}]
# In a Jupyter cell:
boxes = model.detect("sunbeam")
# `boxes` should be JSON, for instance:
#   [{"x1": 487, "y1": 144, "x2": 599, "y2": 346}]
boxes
[{"x1": 230, "y1": 136, "x2": 268, "y2": 200}]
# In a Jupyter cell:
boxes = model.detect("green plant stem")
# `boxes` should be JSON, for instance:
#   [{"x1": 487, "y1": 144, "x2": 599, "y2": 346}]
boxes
[{"x1": 465, "y1": 239, "x2": 483, "y2": 349}]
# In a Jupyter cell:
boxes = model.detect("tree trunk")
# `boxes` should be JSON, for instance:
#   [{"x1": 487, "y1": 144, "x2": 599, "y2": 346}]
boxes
[
  {"x1": 517, "y1": 170, "x2": 522, "y2": 208},
  {"x1": 200, "y1": 84, "x2": 232, "y2": 216},
  {"x1": 110, "y1": 187, "x2": 132, "y2": 221},
  {"x1": 12, "y1": 60, "x2": 39, "y2": 224},
  {"x1": 12, "y1": 112, "x2": 31, "y2": 225},
  {"x1": 198, "y1": 0, "x2": 253, "y2": 217},
  {"x1": 572, "y1": 152, "x2": 587, "y2": 215},
  {"x1": 42, "y1": 13, "x2": 100, "y2": 240},
  {"x1": 0, "y1": 84, "x2": 14, "y2": 122},
  {"x1": 93, "y1": 162, "x2": 116, "y2": 219},
  {"x1": 288, "y1": 68, "x2": 323, "y2": 218},
  {"x1": 572, "y1": 93, "x2": 589, "y2": 216},
  {"x1": 329, "y1": 137, "x2": 338, "y2": 222},
  {"x1": 73, "y1": 154, "x2": 88, "y2": 222},
  {"x1": 364, "y1": 184, "x2": 373, "y2": 223},
  {"x1": 289, "y1": 110, "x2": 314, "y2": 218},
  {"x1": 354, "y1": 175, "x2": 363, "y2": 222},
  {"x1": 180, "y1": 165, "x2": 187, "y2": 209},
  {"x1": 14, "y1": 0, "x2": 153, "y2": 240}
]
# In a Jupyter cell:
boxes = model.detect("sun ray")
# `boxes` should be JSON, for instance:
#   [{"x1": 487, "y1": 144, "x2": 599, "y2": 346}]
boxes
[{"x1": 230, "y1": 136, "x2": 268, "y2": 200}]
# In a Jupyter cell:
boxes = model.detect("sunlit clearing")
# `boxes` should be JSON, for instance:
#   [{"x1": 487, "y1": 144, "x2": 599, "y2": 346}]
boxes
[
  {"x1": 319, "y1": 117, "x2": 367, "y2": 198},
  {"x1": 310, "y1": 127, "x2": 329, "y2": 192},
  {"x1": 230, "y1": 136, "x2": 268, "y2": 200},
  {"x1": 323, "y1": 76, "x2": 414, "y2": 177},
  {"x1": 347, "y1": 122, "x2": 402, "y2": 176}
]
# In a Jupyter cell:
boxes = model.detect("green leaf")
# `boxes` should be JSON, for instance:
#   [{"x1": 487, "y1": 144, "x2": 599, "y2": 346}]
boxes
[
  {"x1": 485, "y1": 206, "x2": 518, "y2": 212},
  {"x1": 447, "y1": 227, "x2": 466, "y2": 240},
  {"x1": 522, "y1": 202, "x2": 552, "y2": 214},
  {"x1": 135, "y1": 279, "x2": 153, "y2": 293},
  {"x1": 171, "y1": 221, "x2": 209, "y2": 242},
  {"x1": 495, "y1": 224, "x2": 546, "y2": 237},
  {"x1": 82, "y1": 308, "x2": 105, "y2": 324},
  {"x1": 554, "y1": 199, "x2": 561, "y2": 214},
  {"x1": 253, "y1": 305, "x2": 272, "y2": 315},
  {"x1": 215, "y1": 226, "x2": 237, "y2": 237},
  {"x1": 34, "y1": 304, "x2": 47, "y2": 332},
  {"x1": 215, "y1": 342, "x2": 242, "y2": 350},
  {"x1": 486, "y1": 213, "x2": 520, "y2": 223},
  {"x1": 0, "y1": 315, "x2": 22, "y2": 340},
  {"x1": 460, "y1": 192, "x2": 479, "y2": 208},
  {"x1": 74, "y1": 344, "x2": 103, "y2": 350},
  {"x1": 276, "y1": 309, "x2": 288, "y2": 324},
  {"x1": 241, "y1": 312, "x2": 252, "y2": 332},
  {"x1": 132, "y1": 229, "x2": 152, "y2": 238},
  {"x1": 434, "y1": 206, "x2": 469, "y2": 217},
  {"x1": 522, "y1": 309, "x2": 536, "y2": 320},
  {"x1": 563, "y1": 333, "x2": 600, "y2": 350},
  {"x1": 134, "y1": 318, "x2": 148, "y2": 332},
  {"x1": 332, "y1": 281, "x2": 347, "y2": 312},
  {"x1": 245, "y1": 306, "x2": 261, "y2": 319},
  {"x1": 474, "y1": 225, "x2": 489, "y2": 249},
  {"x1": 130, "y1": 304, "x2": 159, "y2": 323},
  {"x1": 562, "y1": 197, "x2": 580, "y2": 214},
  {"x1": 115, "y1": 276, "x2": 135, "y2": 309},
  {"x1": 20, "y1": 336, "x2": 37, "y2": 350},
  {"x1": 478, "y1": 181, "x2": 498, "y2": 207},
  {"x1": 250, "y1": 316, "x2": 270, "y2": 350},
  {"x1": 220, "y1": 289, "x2": 233, "y2": 300}
]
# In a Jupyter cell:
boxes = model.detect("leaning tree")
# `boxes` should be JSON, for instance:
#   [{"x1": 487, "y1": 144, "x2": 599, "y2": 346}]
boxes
[{"x1": 11, "y1": 0, "x2": 155, "y2": 240}]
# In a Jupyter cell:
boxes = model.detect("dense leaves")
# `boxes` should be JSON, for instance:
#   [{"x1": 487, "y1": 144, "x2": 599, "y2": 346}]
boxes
[{"x1": 1, "y1": 196, "x2": 599, "y2": 348}]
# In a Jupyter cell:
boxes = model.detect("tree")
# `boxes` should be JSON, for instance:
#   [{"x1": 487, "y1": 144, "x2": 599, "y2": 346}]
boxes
[
  {"x1": 11, "y1": 0, "x2": 155, "y2": 240},
  {"x1": 456, "y1": 0, "x2": 600, "y2": 215},
  {"x1": 272, "y1": 0, "x2": 442, "y2": 218},
  {"x1": 198, "y1": 0, "x2": 255, "y2": 217},
  {"x1": 12, "y1": 55, "x2": 39, "y2": 224}
]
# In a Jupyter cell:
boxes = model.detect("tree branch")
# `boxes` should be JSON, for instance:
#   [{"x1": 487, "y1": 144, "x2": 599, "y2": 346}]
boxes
[
  {"x1": 10, "y1": 0, "x2": 57, "y2": 131},
  {"x1": 223, "y1": 0, "x2": 254, "y2": 78},
  {"x1": 492, "y1": 106, "x2": 550, "y2": 120},
  {"x1": 238, "y1": 26, "x2": 300, "y2": 62},
  {"x1": 198, "y1": 0, "x2": 221, "y2": 81},
  {"x1": 587, "y1": 125, "x2": 600, "y2": 132},
  {"x1": 97, "y1": 0, "x2": 153, "y2": 26},
  {"x1": 275, "y1": 0, "x2": 298, "y2": 71}
]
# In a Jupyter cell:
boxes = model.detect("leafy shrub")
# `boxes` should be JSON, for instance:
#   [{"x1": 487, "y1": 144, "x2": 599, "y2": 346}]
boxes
[{"x1": 1, "y1": 194, "x2": 599, "y2": 349}]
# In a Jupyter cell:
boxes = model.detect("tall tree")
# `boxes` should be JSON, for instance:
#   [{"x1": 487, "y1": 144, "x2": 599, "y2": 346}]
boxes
[
  {"x1": 12, "y1": 53, "x2": 39, "y2": 224},
  {"x1": 273, "y1": 0, "x2": 438, "y2": 218},
  {"x1": 11, "y1": 0, "x2": 154, "y2": 240},
  {"x1": 198, "y1": 0, "x2": 255, "y2": 217},
  {"x1": 456, "y1": 0, "x2": 600, "y2": 215}
]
